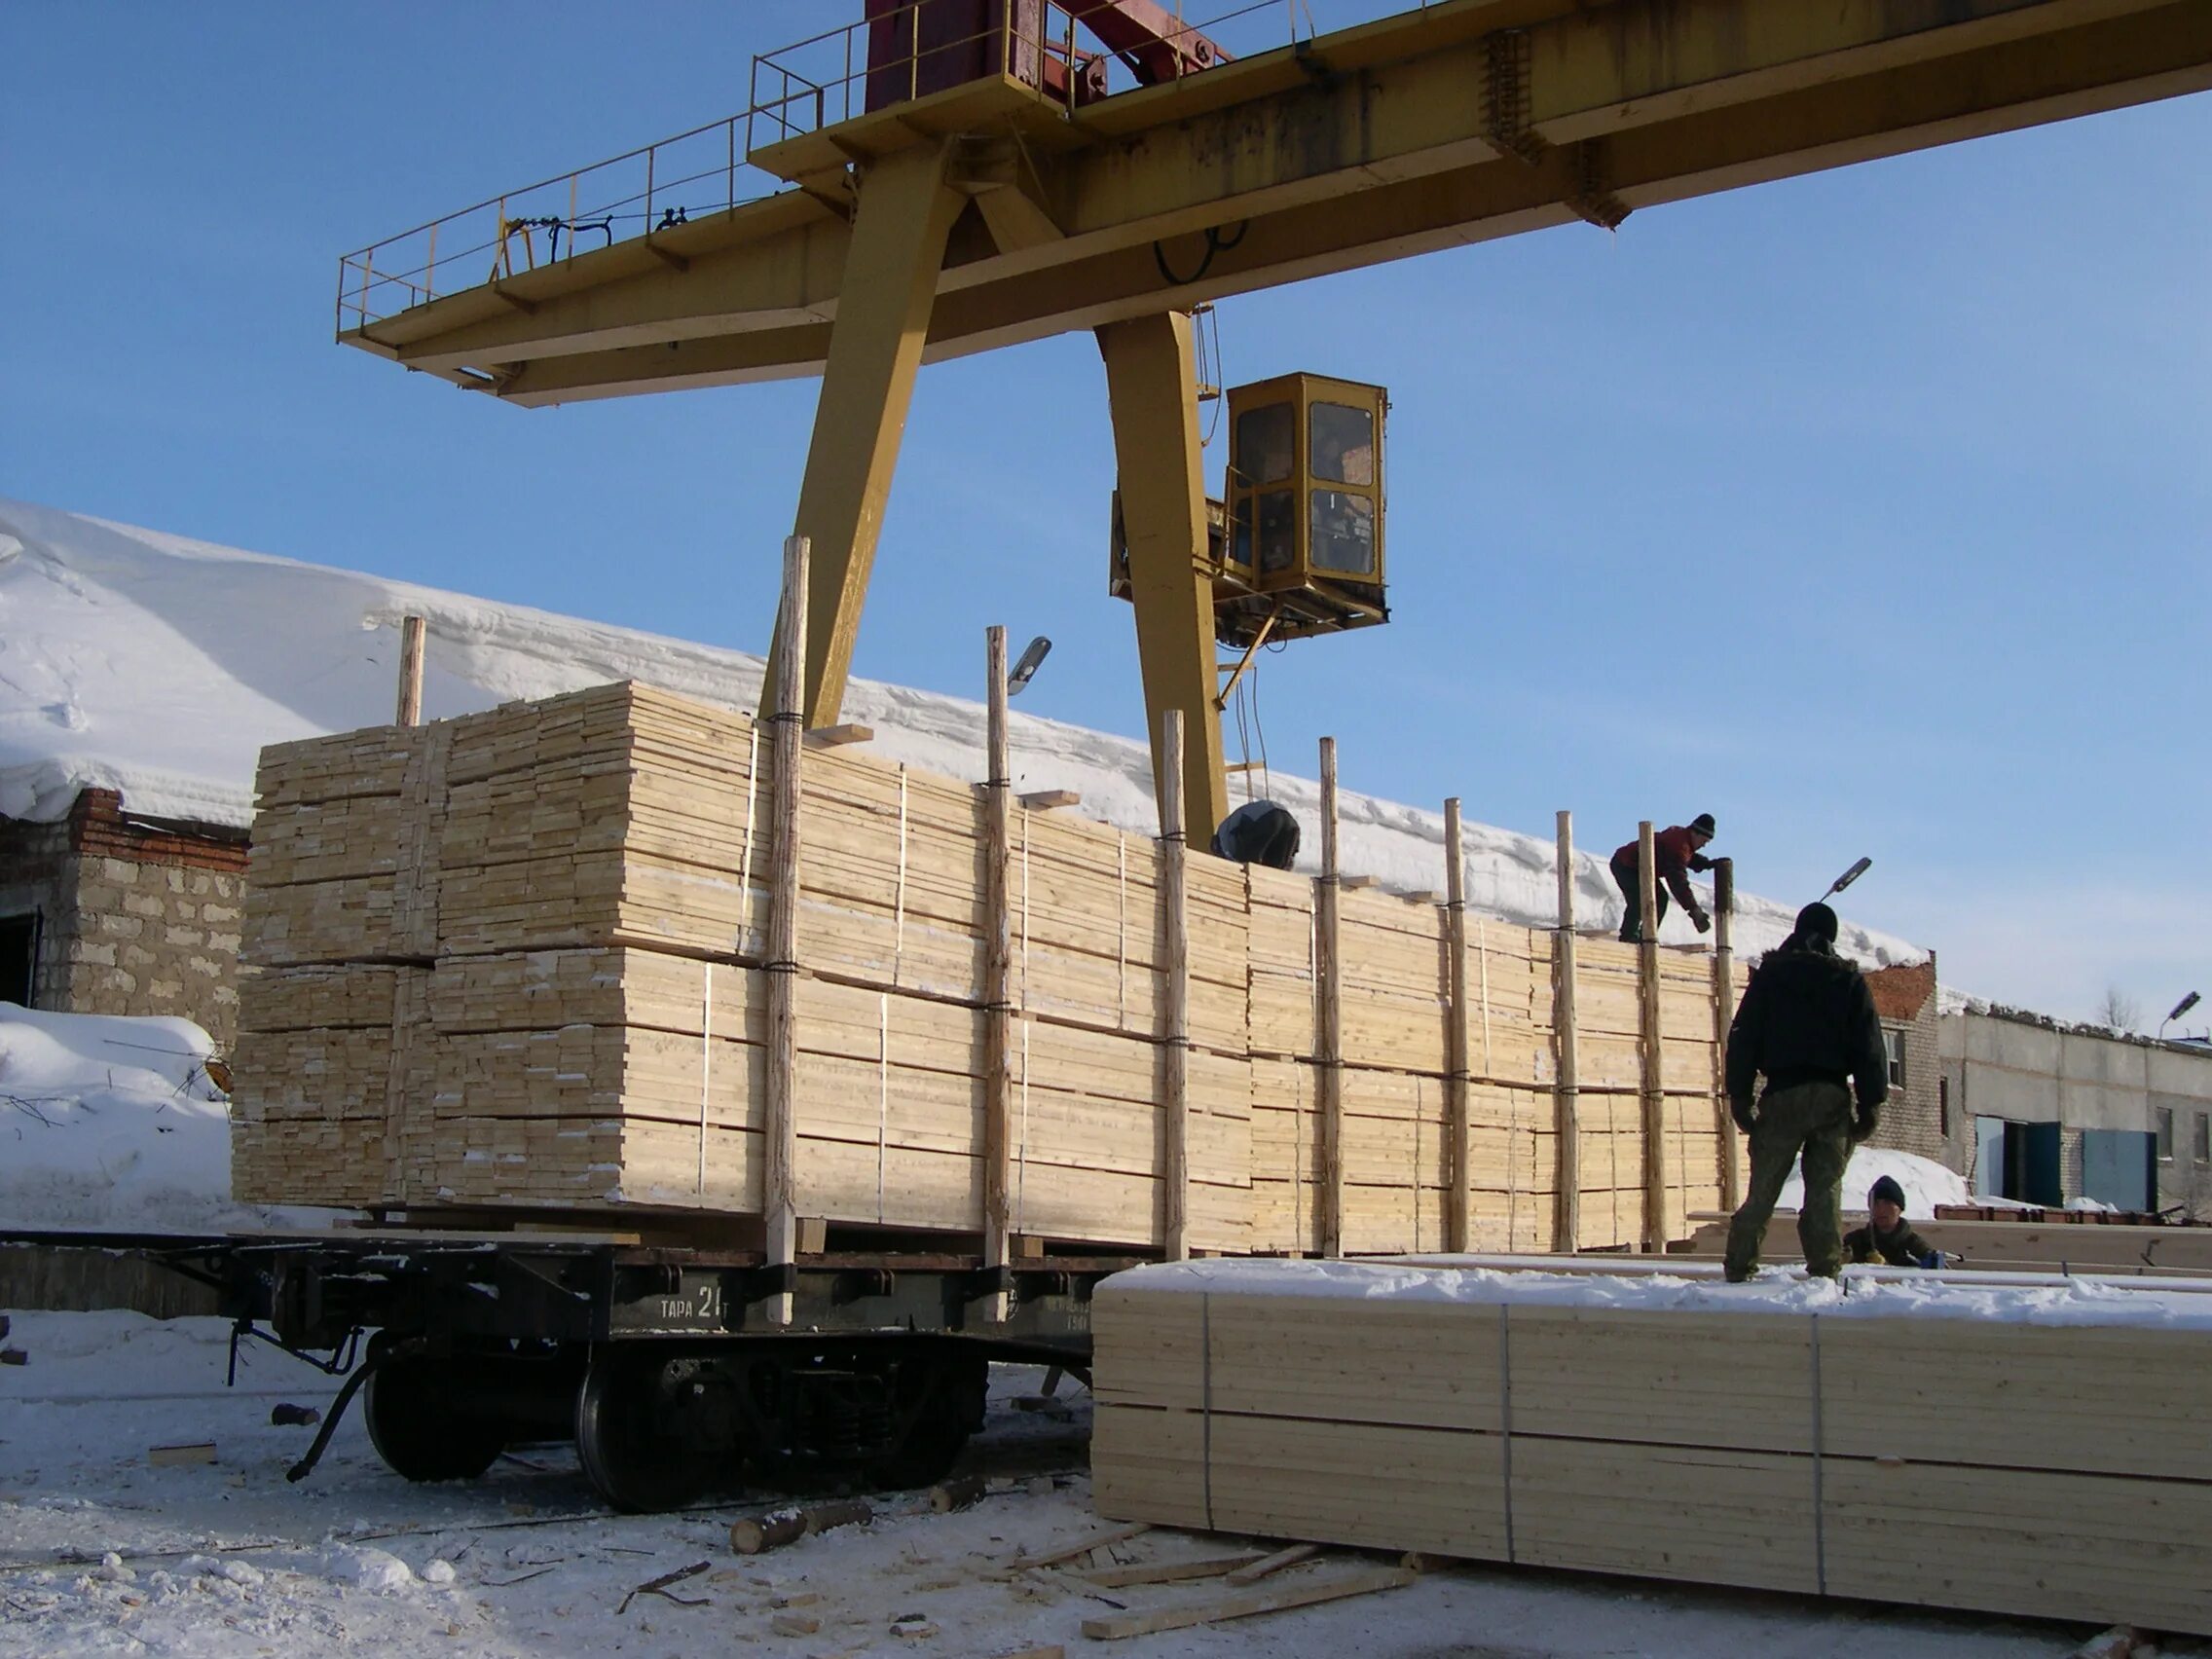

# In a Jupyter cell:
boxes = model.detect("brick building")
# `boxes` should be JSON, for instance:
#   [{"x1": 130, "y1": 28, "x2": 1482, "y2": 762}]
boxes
[
  {"x1": 0, "y1": 789, "x2": 248, "y2": 1050},
  {"x1": 1862, "y1": 957, "x2": 1961, "y2": 1172}
]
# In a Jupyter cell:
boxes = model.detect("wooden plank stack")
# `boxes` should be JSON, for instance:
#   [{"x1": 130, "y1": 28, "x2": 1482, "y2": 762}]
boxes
[
  {"x1": 234, "y1": 679, "x2": 1747, "y2": 1251},
  {"x1": 1092, "y1": 1259, "x2": 2212, "y2": 1635}
]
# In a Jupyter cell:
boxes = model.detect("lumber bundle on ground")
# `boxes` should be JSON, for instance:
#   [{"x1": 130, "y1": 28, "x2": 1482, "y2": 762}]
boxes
[
  {"x1": 1092, "y1": 1259, "x2": 2212, "y2": 1635},
  {"x1": 234, "y1": 680, "x2": 1746, "y2": 1251}
]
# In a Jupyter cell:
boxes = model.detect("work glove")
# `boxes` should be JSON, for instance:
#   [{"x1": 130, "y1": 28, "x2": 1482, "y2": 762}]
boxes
[
  {"x1": 1849, "y1": 1104, "x2": 1879, "y2": 1144},
  {"x1": 1730, "y1": 1095, "x2": 1757, "y2": 1135},
  {"x1": 1689, "y1": 907, "x2": 1712, "y2": 935}
]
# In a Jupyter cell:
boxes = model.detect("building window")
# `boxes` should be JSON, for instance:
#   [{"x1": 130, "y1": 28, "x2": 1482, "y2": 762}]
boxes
[
  {"x1": 1883, "y1": 1027, "x2": 1906, "y2": 1088},
  {"x1": 2196, "y1": 1113, "x2": 2211, "y2": 1165},
  {"x1": 1938, "y1": 1078, "x2": 1950, "y2": 1139},
  {"x1": 2156, "y1": 1107, "x2": 2175, "y2": 1162}
]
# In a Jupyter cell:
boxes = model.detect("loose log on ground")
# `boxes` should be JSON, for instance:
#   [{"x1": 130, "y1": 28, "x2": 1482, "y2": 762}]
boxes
[{"x1": 729, "y1": 1496, "x2": 874, "y2": 1555}]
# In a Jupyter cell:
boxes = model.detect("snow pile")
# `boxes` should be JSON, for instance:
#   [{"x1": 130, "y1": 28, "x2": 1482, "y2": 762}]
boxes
[
  {"x1": 0, "y1": 1003, "x2": 336, "y2": 1233},
  {"x1": 0, "y1": 496, "x2": 1924, "y2": 964},
  {"x1": 1776, "y1": 1145, "x2": 1970, "y2": 1217},
  {"x1": 318, "y1": 1546, "x2": 415, "y2": 1594}
]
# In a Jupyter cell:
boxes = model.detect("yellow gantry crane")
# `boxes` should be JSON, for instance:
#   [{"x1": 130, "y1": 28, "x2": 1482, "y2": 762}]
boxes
[{"x1": 338, "y1": 0, "x2": 2212, "y2": 836}]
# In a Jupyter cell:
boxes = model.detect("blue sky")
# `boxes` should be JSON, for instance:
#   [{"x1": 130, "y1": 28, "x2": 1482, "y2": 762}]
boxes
[{"x1": 4, "y1": 3, "x2": 2206, "y2": 1027}]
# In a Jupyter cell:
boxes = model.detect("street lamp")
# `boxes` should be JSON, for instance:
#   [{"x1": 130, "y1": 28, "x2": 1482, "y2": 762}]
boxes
[
  {"x1": 2158, "y1": 990, "x2": 2201, "y2": 1042},
  {"x1": 1818, "y1": 857, "x2": 1872, "y2": 903},
  {"x1": 1006, "y1": 636, "x2": 1051, "y2": 697}
]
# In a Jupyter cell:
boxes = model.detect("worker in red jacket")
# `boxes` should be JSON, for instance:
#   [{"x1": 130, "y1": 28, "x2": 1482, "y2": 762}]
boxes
[{"x1": 1610, "y1": 813, "x2": 1716, "y2": 942}]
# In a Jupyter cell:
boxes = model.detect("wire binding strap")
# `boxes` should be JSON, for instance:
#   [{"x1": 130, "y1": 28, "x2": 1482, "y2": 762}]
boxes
[
  {"x1": 876, "y1": 991, "x2": 890, "y2": 1224},
  {"x1": 697, "y1": 962, "x2": 714, "y2": 1192},
  {"x1": 892, "y1": 768, "x2": 908, "y2": 987},
  {"x1": 1810, "y1": 1311, "x2": 1827, "y2": 1596},
  {"x1": 1499, "y1": 1302, "x2": 1517, "y2": 1564},
  {"x1": 1017, "y1": 1018, "x2": 1032, "y2": 1234},
  {"x1": 1116, "y1": 837, "x2": 1128, "y2": 1027},
  {"x1": 1200, "y1": 1289, "x2": 1216, "y2": 1532},
  {"x1": 736, "y1": 723, "x2": 760, "y2": 956}
]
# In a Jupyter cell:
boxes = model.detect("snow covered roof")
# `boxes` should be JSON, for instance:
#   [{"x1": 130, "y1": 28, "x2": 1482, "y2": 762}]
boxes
[{"x1": 0, "y1": 495, "x2": 1925, "y2": 965}]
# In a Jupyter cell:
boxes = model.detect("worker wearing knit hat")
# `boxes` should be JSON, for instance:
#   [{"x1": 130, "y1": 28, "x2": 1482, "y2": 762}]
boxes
[
  {"x1": 1720, "y1": 896, "x2": 1890, "y2": 1281},
  {"x1": 1845, "y1": 1173, "x2": 1936, "y2": 1267},
  {"x1": 1609, "y1": 814, "x2": 1718, "y2": 943}
]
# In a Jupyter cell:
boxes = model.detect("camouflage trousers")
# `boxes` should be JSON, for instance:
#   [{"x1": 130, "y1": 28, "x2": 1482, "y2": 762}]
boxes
[{"x1": 1723, "y1": 1080, "x2": 1854, "y2": 1281}]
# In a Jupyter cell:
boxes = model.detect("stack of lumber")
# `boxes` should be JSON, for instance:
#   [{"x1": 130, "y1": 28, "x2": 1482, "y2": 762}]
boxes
[
  {"x1": 1092, "y1": 1259, "x2": 2212, "y2": 1635},
  {"x1": 1246, "y1": 870, "x2": 1560, "y2": 1255},
  {"x1": 234, "y1": 678, "x2": 1746, "y2": 1252},
  {"x1": 236, "y1": 682, "x2": 1251, "y2": 1243}
]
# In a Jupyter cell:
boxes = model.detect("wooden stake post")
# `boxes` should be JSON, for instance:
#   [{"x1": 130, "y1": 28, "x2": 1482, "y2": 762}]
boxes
[
  {"x1": 1637, "y1": 821, "x2": 1665, "y2": 1249},
  {"x1": 395, "y1": 614, "x2": 426, "y2": 726},
  {"x1": 1316, "y1": 737, "x2": 1344, "y2": 1258},
  {"x1": 1160, "y1": 710, "x2": 1191, "y2": 1260},
  {"x1": 1552, "y1": 810, "x2": 1580, "y2": 1253},
  {"x1": 982, "y1": 627, "x2": 1014, "y2": 1307},
  {"x1": 1713, "y1": 857, "x2": 1743, "y2": 1210},
  {"x1": 1443, "y1": 797, "x2": 1471, "y2": 1253},
  {"x1": 764, "y1": 536, "x2": 808, "y2": 1323}
]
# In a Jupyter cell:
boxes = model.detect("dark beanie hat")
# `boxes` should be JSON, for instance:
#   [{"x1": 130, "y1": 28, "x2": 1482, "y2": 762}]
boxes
[
  {"x1": 1795, "y1": 902, "x2": 1839, "y2": 943},
  {"x1": 1689, "y1": 813, "x2": 1716, "y2": 837},
  {"x1": 1868, "y1": 1174, "x2": 1906, "y2": 1210}
]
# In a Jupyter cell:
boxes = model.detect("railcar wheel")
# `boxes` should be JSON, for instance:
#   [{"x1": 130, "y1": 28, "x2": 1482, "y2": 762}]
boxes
[
  {"x1": 362, "y1": 1340, "x2": 506, "y2": 1483},
  {"x1": 575, "y1": 1346, "x2": 714, "y2": 1513},
  {"x1": 865, "y1": 1351, "x2": 984, "y2": 1490},
  {"x1": 865, "y1": 1399, "x2": 969, "y2": 1491}
]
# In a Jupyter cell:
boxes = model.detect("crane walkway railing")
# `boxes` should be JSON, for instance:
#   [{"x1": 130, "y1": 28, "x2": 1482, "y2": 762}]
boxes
[{"x1": 334, "y1": 0, "x2": 1365, "y2": 337}]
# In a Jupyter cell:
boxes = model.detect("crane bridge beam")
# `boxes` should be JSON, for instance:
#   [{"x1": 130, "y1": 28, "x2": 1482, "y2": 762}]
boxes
[{"x1": 347, "y1": 0, "x2": 2212, "y2": 405}]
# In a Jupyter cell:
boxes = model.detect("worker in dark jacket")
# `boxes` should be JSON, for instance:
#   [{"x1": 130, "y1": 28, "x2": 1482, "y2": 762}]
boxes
[
  {"x1": 1721, "y1": 902, "x2": 1888, "y2": 1281},
  {"x1": 1211, "y1": 799, "x2": 1300, "y2": 869},
  {"x1": 1844, "y1": 1174, "x2": 1936, "y2": 1267},
  {"x1": 1611, "y1": 813, "x2": 1716, "y2": 942}
]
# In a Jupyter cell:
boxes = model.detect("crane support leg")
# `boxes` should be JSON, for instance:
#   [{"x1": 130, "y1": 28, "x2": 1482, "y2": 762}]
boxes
[
  {"x1": 769, "y1": 142, "x2": 965, "y2": 726},
  {"x1": 1096, "y1": 312, "x2": 1228, "y2": 841}
]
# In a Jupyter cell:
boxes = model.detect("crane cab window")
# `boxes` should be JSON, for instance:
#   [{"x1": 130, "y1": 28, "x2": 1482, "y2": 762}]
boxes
[
  {"x1": 1309, "y1": 402, "x2": 1374, "y2": 486},
  {"x1": 1230, "y1": 401, "x2": 1298, "y2": 572},
  {"x1": 1310, "y1": 491, "x2": 1375, "y2": 573},
  {"x1": 1233, "y1": 489, "x2": 1299, "y2": 573},
  {"x1": 1235, "y1": 403, "x2": 1296, "y2": 484}
]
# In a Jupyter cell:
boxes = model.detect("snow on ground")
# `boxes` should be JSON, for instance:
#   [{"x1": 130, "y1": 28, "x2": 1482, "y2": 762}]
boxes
[
  {"x1": 0, "y1": 1005, "x2": 340, "y2": 1234},
  {"x1": 0, "y1": 1313, "x2": 2117, "y2": 1659},
  {"x1": 0, "y1": 495, "x2": 1924, "y2": 965}
]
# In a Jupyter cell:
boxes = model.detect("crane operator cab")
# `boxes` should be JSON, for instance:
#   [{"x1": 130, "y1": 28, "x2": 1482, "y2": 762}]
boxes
[
  {"x1": 1112, "y1": 372, "x2": 1388, "y2": 650},
  {"x1": 1107, "y1": 371, "x2": 1387, "y2": 866}
]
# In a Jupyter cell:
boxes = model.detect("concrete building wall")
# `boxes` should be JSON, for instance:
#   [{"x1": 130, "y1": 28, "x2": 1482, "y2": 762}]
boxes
[
  {"x1": 0, "y1": 791, "x2": 246, "y2": 1051},
  {"x1": 1939, "y1": 1007, "x2": 2212, "y2": 1216},
  {"x1": 2151, "y1": 1045, "x2": 2212, "y2": 1220}
]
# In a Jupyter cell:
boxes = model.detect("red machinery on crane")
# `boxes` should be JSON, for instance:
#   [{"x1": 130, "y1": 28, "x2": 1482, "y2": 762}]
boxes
[{"x1": 864, "y1": 0, "x2": 1229, "y2": 111}]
